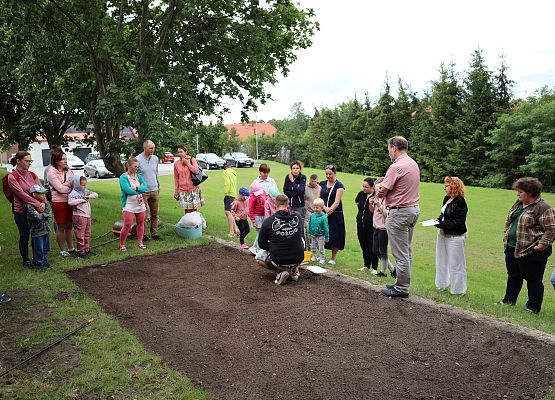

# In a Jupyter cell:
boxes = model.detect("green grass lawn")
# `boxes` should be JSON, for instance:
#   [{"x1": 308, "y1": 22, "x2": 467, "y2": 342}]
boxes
[{"x1": 1, "y1": 162, "x2": 554, "y2": 398}]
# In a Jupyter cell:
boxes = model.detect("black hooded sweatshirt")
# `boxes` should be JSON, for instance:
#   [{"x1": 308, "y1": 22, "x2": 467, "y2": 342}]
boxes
[{"x1": 258, "y1": 210, "x2": 305, "y2": 265}]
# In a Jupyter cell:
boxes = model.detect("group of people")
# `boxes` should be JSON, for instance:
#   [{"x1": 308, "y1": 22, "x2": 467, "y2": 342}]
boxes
[{"x1": 3, "y1": 135, "x2": 555, "y2": 314}]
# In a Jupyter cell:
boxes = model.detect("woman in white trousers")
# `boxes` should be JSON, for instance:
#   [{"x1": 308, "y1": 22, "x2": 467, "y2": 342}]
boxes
[{"x1": 434, "y1": 176, "x2": 468, "y2": 295}]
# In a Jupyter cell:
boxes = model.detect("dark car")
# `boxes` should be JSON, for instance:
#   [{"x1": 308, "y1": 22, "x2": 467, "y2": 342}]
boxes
[
  {"x1": 196, "y1": 153, "x2": 226, "y2": 170},
  {"x1": 223, "y1": 152, "x2": 254, "y2": 168},
  {"x1": 161, "y1": 152, "x2": 175, "y2": 163}
]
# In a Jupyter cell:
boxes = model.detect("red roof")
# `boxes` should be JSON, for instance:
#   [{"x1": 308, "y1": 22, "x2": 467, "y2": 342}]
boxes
[{"x1": 225, "y1": 123, "x2": 277, "y2": 139}]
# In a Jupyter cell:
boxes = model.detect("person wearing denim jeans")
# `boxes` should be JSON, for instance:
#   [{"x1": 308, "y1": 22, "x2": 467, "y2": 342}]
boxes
[{"x1": 378, "y1": 136, "x2": 420, "y2": 297}]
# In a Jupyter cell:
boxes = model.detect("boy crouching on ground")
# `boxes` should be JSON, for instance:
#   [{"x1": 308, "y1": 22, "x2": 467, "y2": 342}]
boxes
[
  {"x1": 255, "y1": 194, "x2": 305, "y2": 285},
  {"x1": 26, "y1": 184, "x2": 52, "y2": 269}
]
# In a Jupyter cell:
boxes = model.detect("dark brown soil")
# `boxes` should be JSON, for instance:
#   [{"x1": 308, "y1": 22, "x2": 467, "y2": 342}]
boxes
[{"x1": 67, "y1": 244, "x2": 555, "y2": 400}]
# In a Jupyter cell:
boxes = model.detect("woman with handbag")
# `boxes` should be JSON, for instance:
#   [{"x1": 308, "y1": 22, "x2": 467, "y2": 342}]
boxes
[{"x1": 174, "y1": 146, "x2": 205, "y2": 213}]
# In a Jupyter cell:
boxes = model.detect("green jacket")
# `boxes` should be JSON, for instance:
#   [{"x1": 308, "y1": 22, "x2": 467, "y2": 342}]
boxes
[
  {"x1": 308, "y1": 212, "x2": 329, "y2": 240},
  {"x1": 119, "y1": 173, "x2": 148, "y2": 208},
  {"x1": 223, "y1": 167, "x2": 237, "y2": 197}
]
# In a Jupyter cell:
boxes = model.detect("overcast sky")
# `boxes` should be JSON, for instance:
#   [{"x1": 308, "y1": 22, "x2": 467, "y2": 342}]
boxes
[{"x1": 219, "y1": 0, "x2": 555, "y2": 123}]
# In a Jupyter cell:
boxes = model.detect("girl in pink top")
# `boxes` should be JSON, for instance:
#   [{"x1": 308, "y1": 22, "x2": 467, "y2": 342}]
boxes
[
  {"x1": 231, "y1": 187, "x2": 251, "y2": 248},
  {"x1": 47, "y1": 146, "x2": 75, "y2": 257},
  {"x1": 7, "y1": 151, "x2": 43, "y2": 267},
  {"x1": 173, "y1": 146, "x2": 204, "y2": 213},
  {"x1": 372, "y1": 179, "x2": 396, "y2": 278}
]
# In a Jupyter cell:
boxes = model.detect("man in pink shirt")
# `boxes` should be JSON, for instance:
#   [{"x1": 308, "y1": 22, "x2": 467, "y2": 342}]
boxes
[{"x1": 378, "y1": 136, "x2": 420, "y2": 297}]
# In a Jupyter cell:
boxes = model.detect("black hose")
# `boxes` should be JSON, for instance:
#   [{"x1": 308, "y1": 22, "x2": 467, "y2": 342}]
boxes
[{"x1": 0, "y1": 319, "x2": 94, "y2": 378}]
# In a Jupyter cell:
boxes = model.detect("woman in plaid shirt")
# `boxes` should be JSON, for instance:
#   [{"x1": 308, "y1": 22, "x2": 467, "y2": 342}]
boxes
[{"x1": 498, "y1": 177, "x2": 555, "y2": 314}]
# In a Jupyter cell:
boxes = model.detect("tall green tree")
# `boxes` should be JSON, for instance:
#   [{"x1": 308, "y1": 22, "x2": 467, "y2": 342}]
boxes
[
  {"x1": 487, "y1": 89, "x2": 555, "y2": 190},
  {"x1": 2, "y1": 0, "x2": 318, "y2": 174}
]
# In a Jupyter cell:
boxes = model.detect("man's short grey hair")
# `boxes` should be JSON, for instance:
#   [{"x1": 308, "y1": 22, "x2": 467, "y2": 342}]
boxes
[
  {"x1": 143, "y1": 139, "x2": 155, "y2": 147},
  {"x1": 388, "y1": 136, "x2": 408, "y2": 151}
]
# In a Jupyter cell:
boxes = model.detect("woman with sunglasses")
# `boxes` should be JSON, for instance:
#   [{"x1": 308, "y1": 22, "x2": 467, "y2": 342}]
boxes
[
  {"x1": 47, "y1": 146, "x2": 75, "y2": 257},
  {"x1": 319, "y1": 164, "x2": 345, "y2": 265},
  {"x1": 7, "y1": 151, "x2": 43, "y2": 267}
]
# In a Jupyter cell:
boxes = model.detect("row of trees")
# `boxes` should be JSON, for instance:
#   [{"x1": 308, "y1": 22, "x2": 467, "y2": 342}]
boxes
[
  {"x1": 0, "y1": 1, "x2": 318, "y2": 174},
  {"x1": 255, "y1": 50, "x2": 555, "y2": 191}
]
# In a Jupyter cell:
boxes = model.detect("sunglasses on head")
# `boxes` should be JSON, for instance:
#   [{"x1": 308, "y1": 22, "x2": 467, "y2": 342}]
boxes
[{"x1": 325, "y1": 164, "x2": 336, "y2": 171}]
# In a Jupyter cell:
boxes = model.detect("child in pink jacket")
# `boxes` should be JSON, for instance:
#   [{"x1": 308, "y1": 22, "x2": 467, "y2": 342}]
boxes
[
  {"x1": 231, "y1": 187, "x2": 251, "y2": 249},
  {"x1": 68, "y1": 176, "x2": 98, "y2": 257},
  {"x1": 248, "y1": 182, "x2": 266, "y2": 254}
]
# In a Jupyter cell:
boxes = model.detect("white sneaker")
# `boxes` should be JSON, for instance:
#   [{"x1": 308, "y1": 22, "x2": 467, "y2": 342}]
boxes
[
  {"x1": 274, "y1": 271, "x2": 290, "y2": 285},
  {"x1": 328, "y1": 259, "x2": 336, "y2": 265},
  {"x1": 60, "y1": 251, "x2": 70, "y2": 257},
  {"x1": 249, "y1": 246, "x2": 257, "y2": 255},
  {"x1": 290, "y1": 271, "x2": 300, "y2": 282},
  {"x1": 358, "y1": 266, "x2": 367, "y2": 271},
  {"x1": 370, "y1": 268, "x2": 379, "y2": 275},
  {"x1": 319, "y1": 259, "x2": 326, "y2": 265}
]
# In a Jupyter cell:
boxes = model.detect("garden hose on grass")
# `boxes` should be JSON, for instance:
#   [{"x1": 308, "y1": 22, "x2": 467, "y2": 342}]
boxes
[{"x1": 0, "y1": 319, "x2": 94, "y2": 378}]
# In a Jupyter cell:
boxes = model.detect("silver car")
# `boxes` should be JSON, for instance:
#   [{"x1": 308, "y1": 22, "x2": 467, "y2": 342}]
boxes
[
  {"x1": 84, "y1": 160, "x2": 115, "y2": 179},
  {"x1": 67, "y1": 154, "x2": 85, "y2": 170}
]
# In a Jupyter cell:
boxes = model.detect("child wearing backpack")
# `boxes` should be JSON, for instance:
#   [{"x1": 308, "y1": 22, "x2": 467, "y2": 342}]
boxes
[
  {"x1": 26, "y1": 184, "x2": 52, "y2": 269},
  {"x1": 68, "y1": 176, "x2": 98, "y2": 258},
  {"x1": 5, "y1": 151, "x2": 43, "y2": 268},
  {"x1": 231, "y1": 187, "x2": 251, "y2": 249}
]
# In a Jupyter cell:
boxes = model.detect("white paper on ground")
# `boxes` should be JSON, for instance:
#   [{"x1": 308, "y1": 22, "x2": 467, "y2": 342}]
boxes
[
  {"x1": 420, "y1": 219, "x2": 439, "y2": 227},
  {"x1": 306, "y1": 265, "x2": 328, "y2": 274}
]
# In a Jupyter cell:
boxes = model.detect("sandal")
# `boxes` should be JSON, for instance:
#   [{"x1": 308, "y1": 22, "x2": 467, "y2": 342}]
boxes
[
  {"x1": 137, "y1": 243, "x2": 147, "y2": 249},
  {"x1": 119, "y1": 245, "x2": 127, "y2": 252}
]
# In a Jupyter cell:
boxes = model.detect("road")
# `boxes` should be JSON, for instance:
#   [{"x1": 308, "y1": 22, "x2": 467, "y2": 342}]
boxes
[{"x1": 3, "y1": 161, "x2": 176, "y2": 181}]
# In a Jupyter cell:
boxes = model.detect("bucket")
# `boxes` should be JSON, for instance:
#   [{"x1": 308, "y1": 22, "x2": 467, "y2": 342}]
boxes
[
  {"x1": 176, "y1": 225, "x2": 202, "y2": 240},
  {"x1": 303, "y1": 250, "x2": 312, "y2": 262}
]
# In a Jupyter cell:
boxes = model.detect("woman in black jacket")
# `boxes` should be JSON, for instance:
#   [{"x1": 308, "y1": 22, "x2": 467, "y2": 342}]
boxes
[
  {"x1": 283, "y1": 160, "x2": 307, "y2": 222},
  {"x1": 355, "y1": 177, "x2": 379, "y2": 273},
  {"x1": 434, "y1": 176, "x2": 468, "y2": 295}
]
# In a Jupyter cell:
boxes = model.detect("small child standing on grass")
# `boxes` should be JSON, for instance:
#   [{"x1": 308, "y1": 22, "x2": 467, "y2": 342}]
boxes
[
  {"x1": 248, "y1": 182, "x2": 266, "y2": 254},
  {"x1": 231, "y1": 187, "x2": 251, "y2": 249},
  {"x1": 264, "y1": 186, "x2": 280, "y2": 218},
  {"x1": 68, "y1": 176, "x2": 98, "y2": 258},
  {"x1": 308, "y1": 198, "x2": 329, "y2": 264},
  {"x1": 26, "y1": 184, "x2": 52, "y2": 269},
  {"x1": 372, "y1": 178, "x2": 396, "y2": 278}
]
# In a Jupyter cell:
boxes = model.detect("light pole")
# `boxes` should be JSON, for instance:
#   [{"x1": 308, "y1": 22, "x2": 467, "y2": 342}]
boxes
[
  {"x1": 254, "y1": 121, "x2": 259, "y2": 161},
  {"x1": 196, "y1": 134, "x2": 199, "y2": 154}
]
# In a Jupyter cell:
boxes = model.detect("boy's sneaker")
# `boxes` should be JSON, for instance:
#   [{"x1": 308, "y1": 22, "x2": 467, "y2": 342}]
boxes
[
  {"x1": 0, "y1": 293, "x2": 12, "y2": 303},
  {"x1": 370, "y1": 268, "x2": 379, "y2": 275},
  {"x1": 318, "y1": 259, "x2": 326, "y2": 265},
  {"x1": 60, "y1": 251, "x2": 70, "y2": 257},
  {"x1": 328, "y1": 259, "x2": 336, "y2": 265},
  {"x1": 357, "y1": 266, "x2": 367, "y2": 271},
  {"x1": 240, "y1": 243, "x2": 250, "y2": 249},
  {"x1": 274, "y1": 271, "x2": 290, "y2": 285},
  {"x1": 290, "y1": 271, "x2": 300, "y2": 282}
]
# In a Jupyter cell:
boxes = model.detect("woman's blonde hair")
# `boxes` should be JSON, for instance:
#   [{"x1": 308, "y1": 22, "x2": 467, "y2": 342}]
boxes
[
  {"x1": 445, "y1": 176, "x2": 465, "y2": 198},
  {"x1": 125, "y1": 157, "x2": 139, "y2": 171}
]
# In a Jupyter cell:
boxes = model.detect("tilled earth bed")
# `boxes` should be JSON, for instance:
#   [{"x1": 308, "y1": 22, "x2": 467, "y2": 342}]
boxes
[{"x1": 68, "y1": 244, "x2": 555, "y2": 400}]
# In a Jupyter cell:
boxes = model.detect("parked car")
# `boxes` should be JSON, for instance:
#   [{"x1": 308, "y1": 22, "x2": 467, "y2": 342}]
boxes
[
  {"x1": 160, "y1": 152, "x2": 174, "y2": 163},
  {"x1": 84, "y1": 152, "x2": 101, "y2": 164},
  {"x1": 196, "y1": 153, "x2": 226, "y2": 170},
  {"x1": 84, "y1": 160, "x2": 115, "y2": 179},
  {"x1": 223, "y1": 152, "x2": 254, "y2": 168},
  {"x1": 67, "y1": 154, "x2": 85, "y2": 170}
]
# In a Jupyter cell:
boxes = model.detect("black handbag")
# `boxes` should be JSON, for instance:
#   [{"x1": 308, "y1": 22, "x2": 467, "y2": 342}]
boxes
[{"x1": 191, "y1": 166, "x2": 208, "y2": 186}]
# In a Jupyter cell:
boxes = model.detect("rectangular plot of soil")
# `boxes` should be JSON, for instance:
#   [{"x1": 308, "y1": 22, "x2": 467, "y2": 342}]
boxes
[{"x1": 68, "y1": 244, "x2": 555, "y2": 400}]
